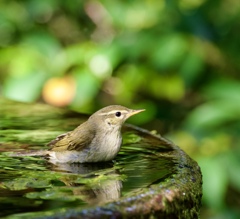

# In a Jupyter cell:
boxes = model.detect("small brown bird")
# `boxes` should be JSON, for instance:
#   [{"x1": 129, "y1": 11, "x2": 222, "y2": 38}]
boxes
[{"x1": 45, "y1": 105, "x2": 144, "y2": 164}]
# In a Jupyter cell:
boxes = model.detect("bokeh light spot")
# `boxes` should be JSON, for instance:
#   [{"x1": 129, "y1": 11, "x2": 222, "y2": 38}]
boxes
[{"x1": 42, "y1": 76, "x2": 76, "y2": 107}]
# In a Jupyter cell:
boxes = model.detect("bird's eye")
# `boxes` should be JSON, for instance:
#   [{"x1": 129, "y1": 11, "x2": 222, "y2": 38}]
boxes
[{"x1": 115, "y1": 112, "x2": 121, "y2": 117}]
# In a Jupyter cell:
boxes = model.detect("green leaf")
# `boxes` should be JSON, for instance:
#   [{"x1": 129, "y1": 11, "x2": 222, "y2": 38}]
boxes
[{"x1": 198, "y1": 156, "x2": 228, "y2": 210}]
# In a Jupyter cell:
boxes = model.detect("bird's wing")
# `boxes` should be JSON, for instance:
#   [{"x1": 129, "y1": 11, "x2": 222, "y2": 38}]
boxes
[
  {"x1": 47, "y1": 132, "x2": 71, "y2": 151},
  {"x1": 48, "y1": 122, "x2": 95, "y2": 152}
]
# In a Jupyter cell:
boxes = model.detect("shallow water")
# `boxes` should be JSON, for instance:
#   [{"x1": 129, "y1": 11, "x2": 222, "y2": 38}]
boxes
[{"x1": 0, "y1": 99, "x2": 177, "y2": 218}]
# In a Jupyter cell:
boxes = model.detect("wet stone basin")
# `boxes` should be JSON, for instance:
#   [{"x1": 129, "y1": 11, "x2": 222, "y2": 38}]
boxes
[{"x1": 0, "y1": 99, "x2": 202, "y2": 219}]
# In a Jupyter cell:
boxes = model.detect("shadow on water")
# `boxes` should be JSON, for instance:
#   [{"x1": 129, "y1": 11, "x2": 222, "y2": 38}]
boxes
[{"x1": 0, "y1": 99, "x2": 202, "y2": 218}]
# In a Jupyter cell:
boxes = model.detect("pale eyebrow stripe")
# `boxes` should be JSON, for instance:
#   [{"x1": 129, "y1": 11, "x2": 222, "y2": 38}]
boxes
[{"x1": 98, "y1": 110, "x2": 128, "y2": 116}]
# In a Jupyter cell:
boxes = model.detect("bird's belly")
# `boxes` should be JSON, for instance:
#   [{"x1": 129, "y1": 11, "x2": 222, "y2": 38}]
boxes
[{"x1": 47, "y1": 150, "x2": 90, "y2": 164}]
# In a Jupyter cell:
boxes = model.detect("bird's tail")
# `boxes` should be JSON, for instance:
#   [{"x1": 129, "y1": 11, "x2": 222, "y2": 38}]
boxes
[{"x1": 9, "y1": 150, "x2": 48, "y2": 157}]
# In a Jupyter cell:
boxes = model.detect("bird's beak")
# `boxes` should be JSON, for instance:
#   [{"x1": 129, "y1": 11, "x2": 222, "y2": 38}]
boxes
[{"x1": 128, "y1": 109, "x2": 145, "y2": 118}]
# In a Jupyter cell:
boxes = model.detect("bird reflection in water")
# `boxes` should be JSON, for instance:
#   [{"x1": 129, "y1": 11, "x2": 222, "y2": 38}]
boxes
[{"x1": 49, "y1": 162, "x2": 122, "y2": 205}]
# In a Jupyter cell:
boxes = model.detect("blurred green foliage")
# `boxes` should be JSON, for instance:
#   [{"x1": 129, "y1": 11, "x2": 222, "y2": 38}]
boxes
[{"x1": 0, "y1": 0, "x2": 240, "y2": 218}]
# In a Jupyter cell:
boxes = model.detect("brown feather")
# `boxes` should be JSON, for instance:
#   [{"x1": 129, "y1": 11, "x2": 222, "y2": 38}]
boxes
[{"x1": 48, "y1": 121, "x2": 96, "y2": 152}]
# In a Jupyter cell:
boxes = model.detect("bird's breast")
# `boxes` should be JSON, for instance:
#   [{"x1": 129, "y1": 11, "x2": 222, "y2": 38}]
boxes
[{"x1": 89, "y1": 130, "x2": 122, "y2": 161}]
